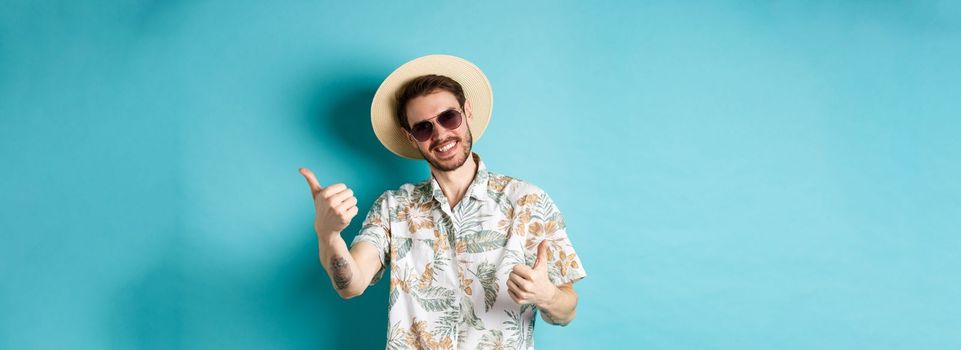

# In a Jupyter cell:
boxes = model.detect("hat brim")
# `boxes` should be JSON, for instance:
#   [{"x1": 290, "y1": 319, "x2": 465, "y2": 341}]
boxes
[{"x1": 371, "y1": 54, "x2": 493, "y2": 160}]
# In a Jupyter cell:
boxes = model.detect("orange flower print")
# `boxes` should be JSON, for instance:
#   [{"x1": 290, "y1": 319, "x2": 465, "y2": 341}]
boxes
[
  {"x1": 390, "y1": 275, "x2": 410, "y2": 293},
  {"x1": 517, "y1": 193, "x2": 538, "y2": 206},
  {"x1": 526, "y1": 219, "x2": 558, "y2": 250},
  {"x1": 407, "y1": 319, "x2": 453, "y2": 350},
  {"x1": 353, "y1": 157, "x2": 587, "y2": 349},
  {"x1": 432, "y1": 228, "x2": 448, "y2": 253},
  {"x1": 418, "y1": 263, "x2": 434, "y2": 289},
  {"x1": 553, "y1": 247, "x2": 579, "y2": 278},
  {"x1": 496, "y1": 207, "x2": 514, "y2": 237},
  {"x1": 513, "y1": 208, "x2": 532, "y2": 237},
  {"x1": 400, "y1": 201, "x2": 435, "y2": 233},
  {"x1": 488, "y1": 174, "x2": 510, "y2": 193}
]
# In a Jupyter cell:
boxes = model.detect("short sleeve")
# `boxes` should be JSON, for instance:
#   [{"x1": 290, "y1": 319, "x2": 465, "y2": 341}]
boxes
[
  {"x1": 350, "y1": 192, "x2": 390, "y2": 285},
  {"x1": 522, "y1": 190, "x2": 587, "y2": 285}
]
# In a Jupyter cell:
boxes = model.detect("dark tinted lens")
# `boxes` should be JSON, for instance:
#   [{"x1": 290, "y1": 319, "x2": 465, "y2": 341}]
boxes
[
  {"x1": 437, "y1": 109, "x2": 463, "y2": 129},
  {"x1": 410, "y1": 121, "x2": 433, "y2": 142}
]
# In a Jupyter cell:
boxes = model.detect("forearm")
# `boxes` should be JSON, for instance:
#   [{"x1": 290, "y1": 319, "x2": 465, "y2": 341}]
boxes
[
  {"x1": 537, "y1": 284, "x2": 577, "y2": 326},
  {"x1": 317, "y1": 233, "x2": 366, "y2": 298}
]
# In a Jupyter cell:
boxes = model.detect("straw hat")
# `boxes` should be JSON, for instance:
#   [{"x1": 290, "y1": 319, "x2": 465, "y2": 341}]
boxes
[{"x1": 370, "y1": 54, "x2": 493, "y2": 159}]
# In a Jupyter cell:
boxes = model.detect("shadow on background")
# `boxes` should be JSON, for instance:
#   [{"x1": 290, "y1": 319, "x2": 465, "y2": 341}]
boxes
[
  {"x1": 108, "y1": 61, "x2": 422, "y2": 350},
  {"x1": 284, "y1": 65, "x2": 420, "y2": 349}
]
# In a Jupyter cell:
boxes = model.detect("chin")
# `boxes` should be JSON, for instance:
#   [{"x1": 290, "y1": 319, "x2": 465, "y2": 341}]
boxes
[{"x1": 425, "y1": 144, "x2": 470, "y2": 172}]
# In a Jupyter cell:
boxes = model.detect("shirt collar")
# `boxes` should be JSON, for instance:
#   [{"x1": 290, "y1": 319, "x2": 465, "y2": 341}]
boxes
[{"x1": 428, "y1": 152, "x2": 490, "y2": 207}]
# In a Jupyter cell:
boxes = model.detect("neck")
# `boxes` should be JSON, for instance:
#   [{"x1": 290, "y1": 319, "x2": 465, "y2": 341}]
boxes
[{"x1": 430, "y1": 153, "x2": 478, "y2": 208}]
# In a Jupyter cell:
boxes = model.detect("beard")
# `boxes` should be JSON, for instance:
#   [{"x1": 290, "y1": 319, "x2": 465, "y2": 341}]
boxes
[{"x1": 418, "y1": 127, "x2": 473, "y2": 172}]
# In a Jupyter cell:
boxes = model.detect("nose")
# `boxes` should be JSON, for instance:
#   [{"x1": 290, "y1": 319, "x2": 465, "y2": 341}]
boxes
[{"x1": 431, "y1": 124, "x2": 458, "y2": 144}]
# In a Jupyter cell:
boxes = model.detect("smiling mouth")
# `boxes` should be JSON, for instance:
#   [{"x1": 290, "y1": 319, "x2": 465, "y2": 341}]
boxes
[{"x1": 433, "y1": 139, "x2": 458, "y2": 156}]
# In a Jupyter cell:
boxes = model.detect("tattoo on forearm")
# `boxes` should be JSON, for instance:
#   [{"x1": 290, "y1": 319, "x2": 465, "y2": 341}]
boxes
[
  {"x1": 330, "y1": 255, "x2": 352, "y2": 290},
  {"x1": 542, "y1": 310, "x2": 558, "y2": 324},
  {"x1": 542, "y1": 309, "x2": 569, "y2": 326}
]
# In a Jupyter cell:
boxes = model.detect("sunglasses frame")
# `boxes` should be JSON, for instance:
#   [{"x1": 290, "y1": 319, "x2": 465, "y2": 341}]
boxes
[{"x1": 406, "y1": 107, "x2": 465, "y2": 142}]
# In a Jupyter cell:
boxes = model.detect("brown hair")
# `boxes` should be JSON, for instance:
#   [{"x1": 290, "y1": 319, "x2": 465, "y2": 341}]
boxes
[{"x1": 394, "y1": 74, "x2": 466, "y2": 130}]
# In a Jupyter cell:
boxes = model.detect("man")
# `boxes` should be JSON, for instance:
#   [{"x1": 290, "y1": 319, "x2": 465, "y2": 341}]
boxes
[{"x1": 299, "y1": 55, "x2": 586, "y2": 349}]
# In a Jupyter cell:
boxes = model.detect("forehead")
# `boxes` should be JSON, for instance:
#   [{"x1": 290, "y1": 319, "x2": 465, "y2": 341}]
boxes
[{"x1": 405, "y1": 90, "x2": 460, "y2": 123}]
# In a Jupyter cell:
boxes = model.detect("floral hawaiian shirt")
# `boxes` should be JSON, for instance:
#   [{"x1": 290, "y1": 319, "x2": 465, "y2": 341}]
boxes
[{"x1": 350, "y1": 153, "x2": 587, "y2": 350}]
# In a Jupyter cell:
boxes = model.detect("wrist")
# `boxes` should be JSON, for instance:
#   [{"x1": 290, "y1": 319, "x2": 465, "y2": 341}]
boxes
[
  {"x1": 316, "y1": 230, "x2": 343, "y2": 244},
  {"x1": 536, "y1": 284, "x2": 560, "y2": 309}
]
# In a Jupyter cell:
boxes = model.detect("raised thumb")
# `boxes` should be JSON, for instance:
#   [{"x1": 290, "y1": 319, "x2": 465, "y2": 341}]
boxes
[
  {"x1": 533, "y1": 240, "x2": 549, "y2": 270},
  {"x1": 299, "y1": 167, "x2": 324, "y2": 195}
]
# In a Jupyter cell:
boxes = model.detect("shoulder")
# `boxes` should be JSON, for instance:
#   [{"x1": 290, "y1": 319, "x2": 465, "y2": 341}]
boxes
[
  {"x1": 486, "y1": 170, "x2": 550, "y2": 204},
  {"x1": 375, "y1": 180, "x2": 432, "y2": 204}
]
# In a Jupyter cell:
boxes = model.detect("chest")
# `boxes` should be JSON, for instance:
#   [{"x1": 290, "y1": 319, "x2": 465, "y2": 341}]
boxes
[{"x1": 387, "y1": 197, "x2": 529, "y2": 288}]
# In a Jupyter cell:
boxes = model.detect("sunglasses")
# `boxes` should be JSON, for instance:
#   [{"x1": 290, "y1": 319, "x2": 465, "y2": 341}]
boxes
[{"x1": 407, "y1": 108, "x2": 464, "y2": 142}]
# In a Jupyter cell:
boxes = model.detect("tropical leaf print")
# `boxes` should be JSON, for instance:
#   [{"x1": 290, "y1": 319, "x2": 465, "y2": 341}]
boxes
[
  {"x1": 460, "y1": 296, "x2": 485, "y2": 330},
  {"x1": 412, "y1": 285, "x2": 455, "y2": 312},
  {"x1": 353, "y1": 156, "x2": 587, "y2": 350},
  {"x1": 502, "y1": 309, "x2": 523, "y2": 350},
  {"x1": 503, "y1": 248, "x2": 525, "y2": 271},
  {"x1": 395, "y1": 237, "x2": 413, "y2": 261},
  {"x1": 387, "y1": 321, "x2": 412, "y2": 350},
  {"x1": 435, "y1": 213, "x2": 457, "y2": 252},
  {"x1": 431, "y1": 308, "x2": 462, "y2": 341},
  {"x1": 451, "y1": 198, "x2": 489, "y2": 234},
  {"x1": 471, "y1": 261, "x2": 499, "y2": 312},
  {"x1": 431, "y1": 186, "x2": 448, "y2": 208},
  {"x1": 524, "y1": 304, "x2": 536, "y2": 345},
  {"x1": 388, "y1": 286, "x2": 399, "y2": 313},
  {"x1": 461, "y1": 230, "x2": 507, "y2": 253},
  {"x1": 478, "y1": 330, "x2": 507, "y2": 350}
]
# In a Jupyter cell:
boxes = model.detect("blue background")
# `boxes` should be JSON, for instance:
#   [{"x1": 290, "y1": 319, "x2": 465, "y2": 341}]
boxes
[{"x1": 2, "y1": 1, "x2": 960, "y2": 349}]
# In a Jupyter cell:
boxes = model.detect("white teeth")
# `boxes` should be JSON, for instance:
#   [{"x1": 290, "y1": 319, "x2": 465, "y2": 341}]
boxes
[{"x1": 438, "y1": 142, "x2": 455, "y2": 152}]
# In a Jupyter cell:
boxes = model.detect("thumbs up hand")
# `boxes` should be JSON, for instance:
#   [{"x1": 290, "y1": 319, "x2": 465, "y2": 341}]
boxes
[
  {"x1": 299, "y1": 167, "x2": 359, "y2": 238},
  {"x1": 507, "y1": 240, "x2": 558, "y2": 307}
]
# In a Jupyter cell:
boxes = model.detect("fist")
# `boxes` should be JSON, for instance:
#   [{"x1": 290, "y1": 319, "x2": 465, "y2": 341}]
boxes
[
  {"x1": 507, "y1": 240, "x2": 557, "y2": 307},
  {"x1": 299, "y1": 167, "x2": 359, "y2": 237}
]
